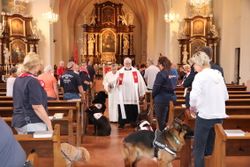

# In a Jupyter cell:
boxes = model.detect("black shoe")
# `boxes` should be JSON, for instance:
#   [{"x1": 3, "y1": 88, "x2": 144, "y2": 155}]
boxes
[
  {"x1": 153, "y1": 129, "x2": 166, "y2": 149},
  {"x1": 118, "y1": 124, "x2": 125, "y2": 129}
]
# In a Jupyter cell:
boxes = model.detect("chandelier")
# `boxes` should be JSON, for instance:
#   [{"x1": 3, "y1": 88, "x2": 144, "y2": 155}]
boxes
[
  {"x1": 164, "y1": 11, "x2": 180, "y2": 23},
  {"x1": 42, "y1": 9, "x2": 59, "y2": 24},
  {"x1": 164, "y1": 0, "x2": 180, "y2": 23},
  {"x1": 189, "y1": 0, "x2": 211, "y2": 8}
]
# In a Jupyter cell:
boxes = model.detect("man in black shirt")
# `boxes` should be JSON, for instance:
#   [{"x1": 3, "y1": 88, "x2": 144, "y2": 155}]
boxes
[{"x1": 60, "y1": 61, "x2": 85, "y2": 100}]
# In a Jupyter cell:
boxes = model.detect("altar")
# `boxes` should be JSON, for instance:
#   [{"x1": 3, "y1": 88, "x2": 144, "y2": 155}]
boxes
[{"x1": 82, "y1": 1, "x2": 135, "y2": 64}]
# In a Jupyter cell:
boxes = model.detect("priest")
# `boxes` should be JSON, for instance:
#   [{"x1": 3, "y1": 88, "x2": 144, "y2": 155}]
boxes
[
  {"x1": 116, "y1": 57, "x2": 147, "y2": 129},
  {"x1": 103, "y1": 63, "x2": 119, "y2": 122}
]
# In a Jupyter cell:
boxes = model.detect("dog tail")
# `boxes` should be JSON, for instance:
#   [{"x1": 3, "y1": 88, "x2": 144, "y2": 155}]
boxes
[{"x1": 80, "y1": 147, "x2": 91, "y2": 162}]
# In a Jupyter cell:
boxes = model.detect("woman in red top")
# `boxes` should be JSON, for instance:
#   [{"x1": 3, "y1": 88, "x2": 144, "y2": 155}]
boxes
[{"x1": 56, "y1": 60, "x2": 65, "y2": 79}]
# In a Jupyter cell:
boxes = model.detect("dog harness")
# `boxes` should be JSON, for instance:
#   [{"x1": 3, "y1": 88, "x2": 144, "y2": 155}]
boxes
[{"x1": 154, "y1": 140, "x2": 177, "y2": 156}]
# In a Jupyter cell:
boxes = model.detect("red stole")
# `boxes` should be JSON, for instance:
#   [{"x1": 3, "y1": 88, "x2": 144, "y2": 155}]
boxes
[
  {"x1": 19, "y1": 73, "x2": 45, "y2": 88},
  {"x1": 118, "y1": 71, "x2": 138, "y2": 85}
]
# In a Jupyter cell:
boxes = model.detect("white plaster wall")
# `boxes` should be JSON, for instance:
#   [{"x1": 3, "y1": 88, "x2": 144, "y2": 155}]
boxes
[
  {"x1": 145, "y1": 0, "x2": 156, "y2": 64},
  {"x1": 167, "y1": 0, "x2": 187, "y2": 64},
  {"x1": 30, "y1": 0, "x2": 53, "y2": 67},
  {"x1": 240, "y1": 0, "x2": 250, "y2": 84},
  {"x1": 214, "y1": 0, "x2": 241, "y2": 83}
]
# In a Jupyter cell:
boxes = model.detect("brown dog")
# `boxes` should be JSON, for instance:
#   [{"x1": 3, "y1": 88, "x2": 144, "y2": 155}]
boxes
[{"x1": 122, "y1": 121, "x2": 192, "y2": 167}]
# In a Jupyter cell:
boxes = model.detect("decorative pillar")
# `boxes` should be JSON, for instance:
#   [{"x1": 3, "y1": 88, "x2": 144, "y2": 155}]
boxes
[
  {"x1": 213, "y1": 43, "x2": 217, "y2": 63},
  {"x1": 129, "y1": 33, "x2": 133, "y2": 55},
  {"x1": 0, "y1": 41, "x2": 2, "y2": 64}
]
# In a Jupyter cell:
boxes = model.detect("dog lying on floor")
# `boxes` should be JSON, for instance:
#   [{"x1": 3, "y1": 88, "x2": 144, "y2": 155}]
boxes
[
  {"x1": 85, "y1": 91, "x2": 111, "y2": 136},
  {"x1": 122, "y1": 120, "x2": 193, "y2": 167}
]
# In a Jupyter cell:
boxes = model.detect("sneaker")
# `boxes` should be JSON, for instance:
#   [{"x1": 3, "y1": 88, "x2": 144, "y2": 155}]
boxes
[{"x1": 153, "y1": 129, "x2": 166, "y2": 149}]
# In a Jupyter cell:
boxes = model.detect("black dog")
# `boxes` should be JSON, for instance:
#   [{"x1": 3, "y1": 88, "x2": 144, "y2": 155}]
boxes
[{"x1": 85, "y1": 91, "x2": 111, "y2": 136}]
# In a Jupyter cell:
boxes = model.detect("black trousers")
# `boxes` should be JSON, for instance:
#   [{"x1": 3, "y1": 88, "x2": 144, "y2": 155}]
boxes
[{"x1": 118, "y1": 104, "x2": 138, "y2": 126}]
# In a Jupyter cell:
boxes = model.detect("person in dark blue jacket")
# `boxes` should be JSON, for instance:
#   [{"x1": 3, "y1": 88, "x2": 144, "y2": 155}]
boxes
[{"x1": 152, "y1": 56, "x2": 177, "y2": 131}]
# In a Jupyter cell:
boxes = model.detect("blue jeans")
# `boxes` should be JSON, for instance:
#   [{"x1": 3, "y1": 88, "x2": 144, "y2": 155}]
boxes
[
  {"x1": 194, "y1": 116, "x2": 223, "y2": 167},
  {"x1": 154, "y1": 103, "x2": 169, "y2": 131},
  {"x1": 63, "y1": 93, "x2": 80, "y2": 100}
]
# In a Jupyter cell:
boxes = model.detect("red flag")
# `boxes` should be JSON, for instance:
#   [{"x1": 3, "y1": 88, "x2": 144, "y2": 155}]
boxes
[{"x1": 73, "y1": 43, "x2": 79, "y2": 64}]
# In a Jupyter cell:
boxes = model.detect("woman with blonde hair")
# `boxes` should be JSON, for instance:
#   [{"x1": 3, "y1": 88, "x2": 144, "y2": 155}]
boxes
[
  {"x1": 12, "y1": 53, "x2": 53, "y2": 134},
  {"x1": 189, "y1": 51, "x2": 228, "y2": 167},
  {"x1": 38, "y1": 65, "x2": 59, "y2": 100}
]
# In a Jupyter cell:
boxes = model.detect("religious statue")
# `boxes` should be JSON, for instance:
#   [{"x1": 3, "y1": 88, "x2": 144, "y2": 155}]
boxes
[
  {"x1": 123, "y1": 35, "x2": 129, "y2": 55},
  {"x1": 31, "y1": 24, "x2": 39, "y2": 38},
  {"x1": 0, "y1": 23, "x2": 4, "y2": 36},
  {"x1": 4, "y1": 47, "x2": 10, "y2": 65},
  {"x1": 182, "y1": 45, "x2": 189, "y2": 64},
  {"x1": 88, "y1": 34, "x2": 95, "y2": 55},
  {"x1": 28, "y1": 45, "x2": 35, "y2": 55},
  {"x1": 119, "y1": 15, "x2": 128, "y2": 25},
  {"x1": 127, "y1": 13, "x2": 134, "y2": 25},
  {"x1": 209, "y1": 24, "x2": 219, "y2": 38},
  {"x1": 89, "y1": 15, "x2": 97, "y2": 25},
  {"x1": 178, "y1": 21, "x2": 187, "y2": 39}
]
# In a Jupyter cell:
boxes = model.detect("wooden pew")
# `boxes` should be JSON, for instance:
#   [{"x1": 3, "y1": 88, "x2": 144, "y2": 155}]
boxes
[
  {"x1": 0, "y1": 99, "x2": 84, "y2": 146},
  {"x1": 206, "y1": 124, "x2": 250, "y2": 167},
  {"x1": 174, "y1": 98, "x2": 250, "y2": 106},
  {"x1": 174, "y1": 106, "x2": 250, "y2": 167},
  {"x1": 175, "y1": 90, "x2": 249, "y2": 95},
  {"x1": 0, "y1": 106, "x2": 74, "y2": 144},
  {"x1": 15, "y1": 124, "x2": 66, "y2": 167},
  {"x1": 175, "y1": 84, "x2": 247, "y2": 91},
  {"x1": 176, "y1": 94, "x2": 250, "y2": 100}
]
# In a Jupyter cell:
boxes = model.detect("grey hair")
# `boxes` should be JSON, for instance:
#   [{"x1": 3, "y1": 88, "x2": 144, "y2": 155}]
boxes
[
  {"x1": 191, "y1": 51, "x2": 211, "y2": 67},
  {"x1": 44, "y1": 65, "x2": 53, "y2": 73},
  {"x1": 123, "y1": 57, "x2": 132, "y2": 64},
  {"x1": 147, "y1": 58, "x2": 154, "y2": 65},
  {"x1": 19, "y1": 53, "x2": 41, "y2": 73}
]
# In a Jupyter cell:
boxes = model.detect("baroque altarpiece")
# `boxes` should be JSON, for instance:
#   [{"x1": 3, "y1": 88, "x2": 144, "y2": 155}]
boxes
[
  {"x1": 82, "y1": 1, "x2": 135, "y2": 64},
  {"x1": 177, "y1": 3, "x2": 220, "y2": 65},
  {"x1": 0, "y1": 1, "x2": 39, "y2": 72}
]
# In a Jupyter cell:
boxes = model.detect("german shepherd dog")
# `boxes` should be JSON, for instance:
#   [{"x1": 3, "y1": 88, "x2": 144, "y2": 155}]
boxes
[{"x1": 122, "y1": 120, "x2": 192, "y2": 167}]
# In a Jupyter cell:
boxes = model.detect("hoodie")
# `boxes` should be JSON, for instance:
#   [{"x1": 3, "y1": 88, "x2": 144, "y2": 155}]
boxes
[{"x1": 190, "y1": 68, "x2": 229, "y2": 119}]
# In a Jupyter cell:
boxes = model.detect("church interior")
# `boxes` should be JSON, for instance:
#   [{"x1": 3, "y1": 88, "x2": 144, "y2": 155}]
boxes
[{"x1": 0, "y1": 0, "x2": 250, "y2": 167}]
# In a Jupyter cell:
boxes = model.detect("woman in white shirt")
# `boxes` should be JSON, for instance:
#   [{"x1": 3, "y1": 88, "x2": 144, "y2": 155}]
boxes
[
  {"x1": 6, "y1": 67, "x2": 17, "y2": 97},
  {"x1": 189, "y1": 51, "x2": 228, "y2": 167}
]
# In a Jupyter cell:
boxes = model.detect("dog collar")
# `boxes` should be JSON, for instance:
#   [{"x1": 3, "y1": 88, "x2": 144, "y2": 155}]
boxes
[
  {"x1": 163, "y1": 145, "x2": 177, "y2": 156},
  {"x1": 154, "y1": 141, "x2": 177, "y2": 156}
]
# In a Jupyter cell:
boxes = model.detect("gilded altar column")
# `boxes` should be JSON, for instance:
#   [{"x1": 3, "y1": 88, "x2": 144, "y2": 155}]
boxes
[
  {"x1": 213, "y1": 43, "x2": 217, "y2": 63},
  {"x1": 0, "y1": 41, "x2": 2, "y2": 64},
  {"x1": 119, "y1": 33, "x2": 122, "y2": 55},
  {"x1": 129, "y1": 33, "x2": 133, "y2": 55}
]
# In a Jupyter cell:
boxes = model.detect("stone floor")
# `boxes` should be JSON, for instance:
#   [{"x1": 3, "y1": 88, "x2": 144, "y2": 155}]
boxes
[{"x1": 79, "y1": 79, "x2": 250, "y2": 167}]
